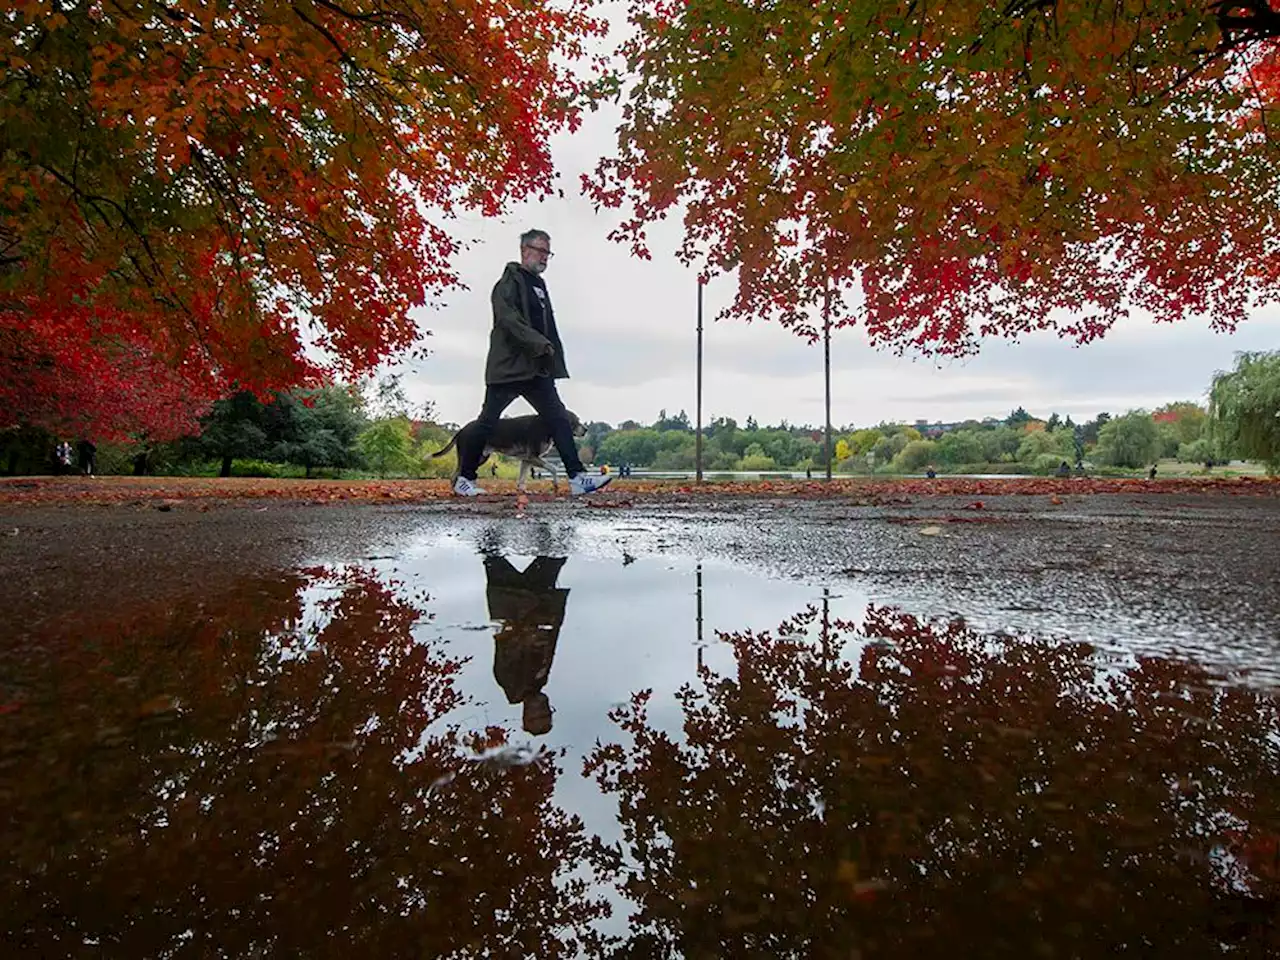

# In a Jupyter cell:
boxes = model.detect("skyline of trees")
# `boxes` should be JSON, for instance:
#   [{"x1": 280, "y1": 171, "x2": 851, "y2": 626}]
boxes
[
  {"x1": 0, "y1": 396, "x2": 1237, "y2": 478},
  {"x1": 4, "y1": 348, "x2": 1276, "y2": 477}
]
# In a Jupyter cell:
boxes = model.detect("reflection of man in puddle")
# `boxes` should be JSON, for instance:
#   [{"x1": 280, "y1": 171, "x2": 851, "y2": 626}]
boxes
[{"x1": 483, "y1": 555, "x2": 569, "y2": 736}]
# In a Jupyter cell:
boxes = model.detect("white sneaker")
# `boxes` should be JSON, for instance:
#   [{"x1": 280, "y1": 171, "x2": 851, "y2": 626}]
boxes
[
  {"x1": 569, "y1": 474, "x2": 613, "y2": 496},
  {"x1": 452, "y1": 477, "x2": 486, "y2": 497}
]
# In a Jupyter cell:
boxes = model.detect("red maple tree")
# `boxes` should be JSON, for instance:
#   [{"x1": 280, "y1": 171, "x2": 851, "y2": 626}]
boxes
[
  {"x1": 589, "y1": 2, "x2": 1280, "y2": 351},
  {"x1": 1, "y1": 0, "x2": 604, "y2": 439}
]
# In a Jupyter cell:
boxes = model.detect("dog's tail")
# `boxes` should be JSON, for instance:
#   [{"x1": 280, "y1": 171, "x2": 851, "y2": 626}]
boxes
[{"x1": 430, "y1": 432, "x2": 460, "y2": 459}]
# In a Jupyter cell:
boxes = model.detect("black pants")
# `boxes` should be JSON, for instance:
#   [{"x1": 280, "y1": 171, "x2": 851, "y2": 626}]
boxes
[{"x1": 458, "y1": 377, "x2": 584, "y2": 480}]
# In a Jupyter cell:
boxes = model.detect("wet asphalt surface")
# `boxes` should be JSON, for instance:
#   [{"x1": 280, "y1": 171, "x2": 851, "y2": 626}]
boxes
[{"x1": 3, "y1": 490, "x2": 1278, "y2": 681}]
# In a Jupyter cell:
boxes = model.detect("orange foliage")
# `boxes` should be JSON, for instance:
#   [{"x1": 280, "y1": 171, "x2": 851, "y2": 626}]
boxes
[
  {"x1": 0, "y1": 0, "x2": 604, "y2": 438},
  {"x1": 592, "y1": 2, "x2": 1280, "y2": 351}
]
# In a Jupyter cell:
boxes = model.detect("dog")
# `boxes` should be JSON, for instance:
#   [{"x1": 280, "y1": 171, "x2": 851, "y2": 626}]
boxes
[{"x1": 432, "y1": 411, "x2": 586, "y2": 492}]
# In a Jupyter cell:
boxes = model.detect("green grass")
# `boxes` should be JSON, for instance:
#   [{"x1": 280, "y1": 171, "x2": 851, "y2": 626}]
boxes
[{"x1": 1152, "y1": 458, "x2": 1269, "y2": 477}]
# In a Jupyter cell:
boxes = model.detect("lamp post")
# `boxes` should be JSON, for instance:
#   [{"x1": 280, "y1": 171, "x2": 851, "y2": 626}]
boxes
[
  {"x1": 696, "y1": 277, "x2": 704, "y2": 483},
  {"x1": 823, "y1": 283, "x2": 832, "y2": 481},
  {"x1": 695, "y1": 562, "x2": 704, "y2": 669}
]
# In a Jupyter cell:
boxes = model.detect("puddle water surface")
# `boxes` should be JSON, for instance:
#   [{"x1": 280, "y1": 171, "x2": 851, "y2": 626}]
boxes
[{"x1": 3, "y1": 529, "x2": 1279, "y2": 956}]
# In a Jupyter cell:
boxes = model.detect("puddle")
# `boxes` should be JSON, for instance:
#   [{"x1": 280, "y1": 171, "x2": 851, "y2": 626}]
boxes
[{"x1": 3, "y1": 531, "x2": 1279, "y2": 956}]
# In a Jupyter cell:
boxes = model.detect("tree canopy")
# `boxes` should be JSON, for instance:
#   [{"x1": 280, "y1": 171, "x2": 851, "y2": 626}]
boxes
[
  {"x1": 193, "y1": 384, "x2": 366, "y2": 476},
  {"x1": 1, "y1": 0, "x2": 603, "y2": 438},
  {"x1": 1096, "y1": 410, "x2": 1162, "y2": 467},
  {"x1": 1210, "y1": 350, "x2": 1280, "y2": 471},
  {"x1": 589, "y1": 1, "x2": 1280, "y2": 348}
]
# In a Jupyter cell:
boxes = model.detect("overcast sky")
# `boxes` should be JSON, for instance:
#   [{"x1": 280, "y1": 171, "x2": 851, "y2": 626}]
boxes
[{"x1": 393, "y1": 16, "x2": 1280, "y2": 431}]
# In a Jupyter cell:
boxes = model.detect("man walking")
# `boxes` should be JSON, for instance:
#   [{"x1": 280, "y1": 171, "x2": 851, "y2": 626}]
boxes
[{"x1": 453, "y1": 229, "x2": 611, "y2": 497}]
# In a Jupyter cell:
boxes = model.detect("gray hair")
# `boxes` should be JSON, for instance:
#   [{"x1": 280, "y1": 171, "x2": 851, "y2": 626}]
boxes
[{"x1": 520, "y1": 229, "x2": 551, "y2": 248}]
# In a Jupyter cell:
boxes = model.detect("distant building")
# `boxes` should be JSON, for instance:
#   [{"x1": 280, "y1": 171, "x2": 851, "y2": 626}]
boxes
[{"x1": 909, "y1": 420, "x2": 964, "y2": 439}]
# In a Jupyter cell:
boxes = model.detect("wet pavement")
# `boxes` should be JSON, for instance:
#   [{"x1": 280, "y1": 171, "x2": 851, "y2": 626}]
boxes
[{"x1": 2, "y1": 493, "x2": 1280, "y2": 957}]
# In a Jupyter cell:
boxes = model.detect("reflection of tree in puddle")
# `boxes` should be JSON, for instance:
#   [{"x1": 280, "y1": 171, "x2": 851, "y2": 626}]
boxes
[
  {"x1": 1, "y1": 566, "x2": 606, "y2": 956},
  {"x1": 586, "y1": 605, "x2": 1280, "y2": 957}
]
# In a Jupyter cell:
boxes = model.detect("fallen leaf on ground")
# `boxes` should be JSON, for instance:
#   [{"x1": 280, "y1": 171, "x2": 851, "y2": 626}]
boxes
[
  {"x1": 852, "y1": 878, "x2": 891, "y2": 900},
  {"x1": 138, "y1": 695, "x2": 180, "y2": 717},
  {"x1": 0, "y1": 475, "x2": 1275, "y2": 508}
]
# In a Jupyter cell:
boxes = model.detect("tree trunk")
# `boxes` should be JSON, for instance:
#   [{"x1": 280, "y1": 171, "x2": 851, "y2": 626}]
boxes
[{"x1": 220, "y1": 455, "x2": 233, "y2": 478}]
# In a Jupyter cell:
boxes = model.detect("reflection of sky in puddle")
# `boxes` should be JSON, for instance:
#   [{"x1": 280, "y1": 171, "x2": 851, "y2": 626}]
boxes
[
  {"x1": 361, "y1": 533, "x2": 877, "y2": 930},
  {"x1": 394, "y1": 535, "x2": 869, "y2": 728}
]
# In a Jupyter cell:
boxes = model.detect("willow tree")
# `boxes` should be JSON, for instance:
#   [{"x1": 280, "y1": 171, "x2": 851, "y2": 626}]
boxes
[{"x1": 1210, "y1": 349, "x2": 1280, "y2": 470}]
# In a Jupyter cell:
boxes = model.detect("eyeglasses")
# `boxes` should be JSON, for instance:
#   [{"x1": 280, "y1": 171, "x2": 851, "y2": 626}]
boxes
[{"x1": 523, "y1": 244, "x2": 554, "y2": 258}]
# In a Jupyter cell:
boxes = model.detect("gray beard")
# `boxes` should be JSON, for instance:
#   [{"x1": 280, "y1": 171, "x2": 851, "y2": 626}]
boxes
[{"x1": 528, "y1": 261, "x2": 547, "y2": 275}]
